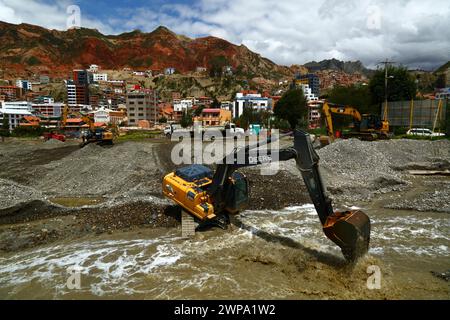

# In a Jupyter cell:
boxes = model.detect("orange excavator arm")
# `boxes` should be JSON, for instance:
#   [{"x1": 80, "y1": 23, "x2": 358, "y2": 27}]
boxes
[{"x1": 322, "y1": 102, "x2": 362, "y2": 140}]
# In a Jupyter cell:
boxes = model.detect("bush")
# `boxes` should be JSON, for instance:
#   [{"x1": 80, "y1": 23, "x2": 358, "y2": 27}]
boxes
[{"x1": 11, "y1": 126, "x2": 46, "y2": 137}]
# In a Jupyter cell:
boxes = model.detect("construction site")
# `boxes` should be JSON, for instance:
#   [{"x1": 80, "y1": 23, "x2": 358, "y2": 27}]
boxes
[{"x1": 0, "y1": 133, "x2": 448, "y2": 299}]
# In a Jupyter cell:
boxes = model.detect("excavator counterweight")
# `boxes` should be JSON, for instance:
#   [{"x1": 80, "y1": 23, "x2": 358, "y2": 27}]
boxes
[{"x1": 162, "y1": 130, "x2": 371, "y2": 262}]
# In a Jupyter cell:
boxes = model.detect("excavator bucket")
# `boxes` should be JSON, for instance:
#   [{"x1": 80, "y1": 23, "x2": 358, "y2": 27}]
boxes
[
  {"x1": 293, "y1": 130, "x2": 371, "y2": 262},
  {"x1": 323, "y1": 210, "x2": 371, "y2": 262}
]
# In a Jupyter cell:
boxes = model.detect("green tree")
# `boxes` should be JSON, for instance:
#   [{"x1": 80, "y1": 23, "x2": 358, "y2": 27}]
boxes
[
  {"x1": 211, "y1": 97, "x2": 221, "y2": 108},
  {"x1": 180, "y1": 109, "x2": 193, "y2": 128},
  {"x1": 0, "y1": 113, "x2": 10, "y2": 137},
  {"x1": 193, "y1": 106, "x2": 205, "y2": 117},
  {"x1": 328, "y1": 85, "x2": 376, "y2": 114},
  {"x1": 238, "y1": 109, "x2": 271, "y2": 130},
  {"x1": 369, "y1": 66, "x2": 417, "y2": 104},
  {"x1": 159, "y1": 116, "x2": 167, "y2": 123},
  {"x1": 274, "y1": 88, "x2": 308, "y2": 129},
  {"x1": 209, "y1": 55, "x2": 228, "y2": 78}
]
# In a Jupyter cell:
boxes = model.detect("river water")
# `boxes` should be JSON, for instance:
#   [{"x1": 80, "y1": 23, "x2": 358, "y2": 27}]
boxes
[{"x1": 0, "y1": 204, "x2": 448, "y2": 299}]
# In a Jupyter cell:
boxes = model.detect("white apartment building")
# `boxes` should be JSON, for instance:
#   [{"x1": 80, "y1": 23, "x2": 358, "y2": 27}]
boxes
[
  {"x1": 16, "y1": 80, "x2": 32, "y2": 91},
  {"x1": 32, "y1": 103, "x2": 63, "y2": 117},
  {"x1": 93, "y1": 107, "x2": 113, "y2": 124},
  {"x1": 89, "y1": 64, "x2": 99, "y2": 73},
  {"x1": 233, "y1": 93, "x2": 272, "y2": 118},
  {"x1": 301, "y1": 84, "x2": 319, "y2": 102},
  {"x1": 92, "y1": 73, "x2": 108, "y2": 82},
  {"x1": 0, "y1": 101, "x2": 33, "y2": 131},
  {"x1": 66, "y1": 84, "x2": 77, "y2": 105},
  {"x1": 173, "y1": 99, "x2": 195, "y2": 112}
]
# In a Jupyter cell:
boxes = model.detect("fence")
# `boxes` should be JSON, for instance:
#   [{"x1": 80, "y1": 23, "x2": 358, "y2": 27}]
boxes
[{"x1": 382, "y1": 99, "x2": 448, "y2": 130}]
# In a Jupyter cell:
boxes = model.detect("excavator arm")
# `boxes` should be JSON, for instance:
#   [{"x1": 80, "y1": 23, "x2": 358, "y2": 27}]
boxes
[
  {"x1": 322, "y1": 102, "x2": 362, "y2": 139},
  {"x1": 207, "y1": 130, "x2": 371, "y2": 261}
]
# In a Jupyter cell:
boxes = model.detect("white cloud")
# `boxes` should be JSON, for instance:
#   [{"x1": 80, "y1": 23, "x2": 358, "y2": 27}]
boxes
[
  {"x1": 1, "y1": 0, "x2": 449, "y2": 70},
  {"x1": 0, "y1": 0, "x2": 114, "y2": 33}
]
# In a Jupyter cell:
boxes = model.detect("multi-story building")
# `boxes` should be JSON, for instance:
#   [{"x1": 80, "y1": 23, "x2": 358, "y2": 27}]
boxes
[
  {"x1": 89, "y1": 64, "x2": 99, "y2": 73},
  {"x1": 32, "y1": 103, "x2": 64, "y2": 117},
  {"x1": 165, "y1": 67, "x2": 176, "y2": 75},
  {"x1": 93, "y1": 107, "x2": 112, "y2": 124},
  {"x1": 173, "y1": 99, "x2": 195, "y2": 112},
  {"x1": 233, "y1": 92, "x2": 272, "y2": 118},
  {"x1": 16, "y1": 80, "x2": 32, "y2": 91},
  {"x1": 295, "y1": 73, "x2": 320, "y2": 96},
  {"x1": 92, "y1": 73, "x2": 108, "y2": 82},
  {"x1": 33, "y1": 96, "x2": 55, "y2": 104},
  {"x1": 0, "y1": 101, "x2": 33, "y2": 131},
  {"x1": 39, "y1": 75, "x2": 50, "y2": 84},
  {"x1": 67, "y1": 82, "x2": 89, "y2": 105},
  {"x1": 66, "y1": 70, "x2": 90, "y2": 106},
  {"x1": 0, "y1": 86, "x2": 21, "y2": 101},
  {"x1": 126, "y1": 91, "x2": 159, "y2": 126},
  {"x1": 194, "y1": 109, "x2": 232, "y2": 126},
  {"x1": 300, "y1": 84, "x2": 319, "y2": 102}
]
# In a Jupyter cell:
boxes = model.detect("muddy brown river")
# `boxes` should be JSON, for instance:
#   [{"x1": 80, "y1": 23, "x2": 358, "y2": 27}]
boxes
[{"x1": 0, "y1": 204, "x2": 448, "y2": 299}]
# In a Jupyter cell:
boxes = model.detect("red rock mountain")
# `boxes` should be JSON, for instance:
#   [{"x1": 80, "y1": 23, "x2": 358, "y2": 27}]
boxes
[{"x1": 0, "y1": 21, "x2": 290, "y2": 79}]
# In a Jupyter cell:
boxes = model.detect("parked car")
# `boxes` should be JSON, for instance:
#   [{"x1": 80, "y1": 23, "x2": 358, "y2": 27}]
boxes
[{"x1": 406, "y1": 128, "x2": 446, "y2": 137}]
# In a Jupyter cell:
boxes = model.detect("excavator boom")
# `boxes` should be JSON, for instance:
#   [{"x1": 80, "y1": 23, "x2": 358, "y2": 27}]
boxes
[{"x1": 163, "y1": 130, "x2": 371, "y2": 262}]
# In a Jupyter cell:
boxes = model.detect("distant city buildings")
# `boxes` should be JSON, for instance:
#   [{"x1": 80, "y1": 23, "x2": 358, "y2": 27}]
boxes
[
  {"x1": 0, "y1": 86, "x2": 21, "y2": 101},
  {"x1": 16, "y1": 80, "x2": 32, "y2": 91},
  {"x1": 126, "y1": 91, "x2": 159, "y2": 127},
  {"x1": 194, "y1": 108, "x2": 232, "y2": 126},
  {"x1": 294, "y1": 73, "x2": 320, "y2": 96},
  {"x1": 67, "y1": 70, "x2": 90, "y2": 105},
  {"x1": 232, "y1": 92, "x2": 272, "y2": 118},
  {"x1": 32, "y1": 102, "x2": 64, "y2": 117},
  {"x1": 300, "y1": 84, "x2": 319, "y2": 102},
  {"x1": 89, "y1": 64, "x2": 99, "y2": 73},
  {"x1": 39, "y1": 75, "x2": 50, "y2": 84},
  {"x1": 91, "y1": 73, "x2": 108, "y2": 82},
  {"x1": 0, "y1": 101, "x2": 33, "y2": 131},
  {"x1": 165, "y1": 67, "x2": 176, "y2": 75}
]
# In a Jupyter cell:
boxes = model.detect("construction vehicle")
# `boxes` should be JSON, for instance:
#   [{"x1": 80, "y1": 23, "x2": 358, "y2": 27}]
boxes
[
  {"x1": 162, "y1": 130, "x2": 371, "y2": 262},
  {"x1": 79, "y1": 114, "x2": 114, "y2": 148},
  {"x1": 322, "y1": 102, "x2": 390, "y2": 142}
]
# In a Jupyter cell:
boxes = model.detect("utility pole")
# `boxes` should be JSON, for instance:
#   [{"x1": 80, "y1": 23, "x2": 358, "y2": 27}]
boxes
[
  {"x1": 378, "y1": 59, "x2": 396, "y2": 122},
  {"x1": 154, "y1": 89, "x2": 158, "y2": 126}
]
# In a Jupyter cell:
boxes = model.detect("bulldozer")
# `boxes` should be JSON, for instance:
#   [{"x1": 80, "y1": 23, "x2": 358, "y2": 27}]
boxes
[
  {"x1": 162, "y1": 130, "x2": 371, "y2": 262},
  {"x1": 79, "y1": 114, "x2": 114, "y2": 148},
  {"x1": 322, "y1": 102, "x2": 390, "y2": 143}
]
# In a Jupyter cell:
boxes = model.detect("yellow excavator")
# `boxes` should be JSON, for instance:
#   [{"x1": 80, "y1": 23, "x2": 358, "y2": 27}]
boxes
[
  {"x1": 79, "y1": 114, "x2": 114, "y2": 148},
  {"x1": 322, "y1": 102, "x2": 390, "y2": 142},
  {"x1": 163, "y1": 130, "x2": 371, "y2": 262}
]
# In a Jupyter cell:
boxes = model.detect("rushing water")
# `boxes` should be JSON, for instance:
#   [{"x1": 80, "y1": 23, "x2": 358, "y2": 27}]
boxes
[{"x1": 0, "y1": 205, "x2": 448, "y2": 299}]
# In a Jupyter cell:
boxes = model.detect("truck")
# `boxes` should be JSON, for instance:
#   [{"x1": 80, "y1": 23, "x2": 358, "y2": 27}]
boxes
[
  {"x1": 43, "y1": 131, "x2": 66, "y2": 142},
  {"x1": 165, "y1": 123, "x2": 245, "y2": 140}
]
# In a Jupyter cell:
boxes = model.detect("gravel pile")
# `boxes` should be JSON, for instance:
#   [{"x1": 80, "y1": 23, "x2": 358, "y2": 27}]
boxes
[
  {"x1": 44, "y1": 139, "x2": 65, "y2": 145},
  {"x1": 385, "y1": 180, "x2": 450, "y2": 213},
  {"x1": 0, "y1": 178, "x2": 43, "y2": 210},
  {"x1": 33, "y1": 142, "x2": 164, "y2": 197},
  {"x1": 316, "y1": 139, "x2": 450, "y2": 202}
]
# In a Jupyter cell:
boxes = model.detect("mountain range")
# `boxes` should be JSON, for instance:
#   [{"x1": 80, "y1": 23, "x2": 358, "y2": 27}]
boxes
[
  {"x1": 3, "y1": 21, "x2": 430, "y2": 81},
  {"x1": 0, "y1": 21, "x2": 290, "y2": 79}
]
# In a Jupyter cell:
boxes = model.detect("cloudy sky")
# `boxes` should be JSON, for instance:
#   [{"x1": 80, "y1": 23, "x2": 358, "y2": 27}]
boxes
[{"x1": 0, "y1": 0, "x2": 449, "y2": 70}]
